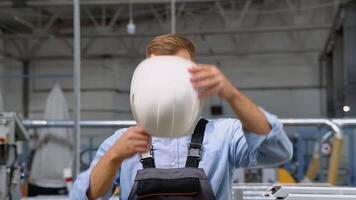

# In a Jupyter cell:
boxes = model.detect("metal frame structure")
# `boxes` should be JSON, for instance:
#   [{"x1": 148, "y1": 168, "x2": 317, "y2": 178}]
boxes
[
  {"x1": 0, "y1": 0, "x2": 341, "y2": 62},
  {"x1": 20, "y1": 118, "x2": 353, "y2": 130},
  {"x1": 265, "y1": 185, "x2": 356, "y2": 197},
  {"x1": 21, "y1": 118, "x2": 356, "y2": 184},
  {"x1": 232, "y1": 184, "x2": 356, "y2": 200},
  {"x1": 0, "y1": 1, "x2": 343, "y2": 136},
  {"x1": 266, "y1": 185, "x2": 356, "y2": 200}
]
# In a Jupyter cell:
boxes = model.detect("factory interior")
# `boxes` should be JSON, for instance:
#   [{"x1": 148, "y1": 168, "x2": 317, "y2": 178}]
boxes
[{"x1": 1, "y1": 0, "x2": 356, "y2": 199}]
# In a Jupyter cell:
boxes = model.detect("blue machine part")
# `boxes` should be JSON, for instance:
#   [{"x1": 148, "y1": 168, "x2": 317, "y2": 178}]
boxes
[{"x1": 344, "y1": 128, "x2": 356, "y2": 186}]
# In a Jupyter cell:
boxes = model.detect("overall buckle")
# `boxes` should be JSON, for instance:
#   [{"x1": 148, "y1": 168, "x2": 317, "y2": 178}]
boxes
[
  {"x1": 139, "y1": 147, "x2": 154, "y2": 162},
  {"x1": 188, "y1": 143, "x2": 202, "y2": 160}
]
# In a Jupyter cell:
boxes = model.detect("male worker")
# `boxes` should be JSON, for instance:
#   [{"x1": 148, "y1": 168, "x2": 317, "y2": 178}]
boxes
[{"x1": 71, "y1": 34, "x2": 293, "y2": 200}]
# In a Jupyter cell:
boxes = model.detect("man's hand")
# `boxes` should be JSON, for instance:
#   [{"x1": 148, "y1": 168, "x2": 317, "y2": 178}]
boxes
[
  {"x1": 88, "y1": 127, "x2": 151, "y2": 199},
  {"x1": 189, "y1": 64, "x2": 237, "y2": 100},
  {"x1": 189, "y1": 64, "x2": 271, "y2": 135},
  {"x1": 113, "y1": 126, "x2": 151, "y2": 160}
]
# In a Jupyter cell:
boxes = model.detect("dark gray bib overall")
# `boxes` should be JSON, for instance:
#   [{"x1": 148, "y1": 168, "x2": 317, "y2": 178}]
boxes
[{"x1": 128, "y1": 119, "x2": 216, "y2": 200}]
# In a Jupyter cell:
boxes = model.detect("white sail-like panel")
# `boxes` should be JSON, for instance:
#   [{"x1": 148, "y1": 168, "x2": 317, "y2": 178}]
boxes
[{"x1": 30, "y1": 83, "x2": 73, "y2": 188}]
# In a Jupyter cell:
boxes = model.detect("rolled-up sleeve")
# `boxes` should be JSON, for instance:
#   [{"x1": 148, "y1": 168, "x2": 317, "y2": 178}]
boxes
[
  {"x1": 70, "y1": 129, "x2": 126, "y2": 200},
  {"x1": 229, "y1": 108, "x2": 293, "y2": 168}
]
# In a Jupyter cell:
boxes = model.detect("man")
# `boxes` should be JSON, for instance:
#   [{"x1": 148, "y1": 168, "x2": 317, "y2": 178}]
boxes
[{"x1": 71, "y1": 34, "x2": 293, "y2": 200}]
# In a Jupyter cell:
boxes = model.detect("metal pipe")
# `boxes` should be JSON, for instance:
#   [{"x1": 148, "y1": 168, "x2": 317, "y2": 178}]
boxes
[
  {"x1": 0, "y1": 25, "x2": 332, "y2": 39},
  {"x1": 0, "y1": 0, "x2": 219, "y2": 7},
  {"x1": 21, "y1": 119, "x2": 353, "y2": 136},
  {"x1": 171, "y1": 0, "x2": 176, "y2": 33},
  {"x1": 0, "y1": 73, "x2": 73, "y2": 80},
  {"x1": 29, "y1": 48, "x2": 322, "y2": 61},
  {"x1": 280, "y1": 119, "x2": 342, "y2": 138},
  {"x1": 21, "y1": 120, "x2": 136, "y2": 128},
  {"x1": 73, "y1": 0, "x2": 81, "y2": 178},
  {"x1": 21, "y1": 118, "x2": 355, "y2": 185},
  {"x1": 22, "y1": 60, "x2": 30, "y2": 118},
  {"x1": 332, "y1": 119, "x2": 356, "y2": 127}
]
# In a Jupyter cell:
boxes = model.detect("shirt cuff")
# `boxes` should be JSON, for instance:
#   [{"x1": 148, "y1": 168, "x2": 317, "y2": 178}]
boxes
[
  {"x1": 69, "y1": 167, "x2": 93, "y2": 200},
  {"x1": 244, "y1": 107, "x2": 283, "y2": 150},
  {"x1": 69, "y1": 185, "x2": 89, "y2": 200}
]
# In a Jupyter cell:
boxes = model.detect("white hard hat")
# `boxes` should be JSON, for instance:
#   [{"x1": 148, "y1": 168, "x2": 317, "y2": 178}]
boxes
[{"x1": 130, "y1": 56, "x2": 202, "y2": 138}]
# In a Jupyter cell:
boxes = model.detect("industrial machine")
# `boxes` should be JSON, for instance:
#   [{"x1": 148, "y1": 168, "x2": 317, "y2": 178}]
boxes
[{"x1": 0, "y1": 113, "x2": 29, "y2": 200}]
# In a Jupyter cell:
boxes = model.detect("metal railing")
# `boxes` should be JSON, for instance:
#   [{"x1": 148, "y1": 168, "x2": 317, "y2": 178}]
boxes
[
  {"x1": 22, "y1": 118, "x2": 353, "y2": 140},
  {"x1": 21, "y1": 118, "x2": 356, "y2": 184},
  {"x1": 22, "y1": 119, "x2": 136, "y2": 128},
  {"x1": 22, "y1": 118, "x2": 354, "y2": 130}
]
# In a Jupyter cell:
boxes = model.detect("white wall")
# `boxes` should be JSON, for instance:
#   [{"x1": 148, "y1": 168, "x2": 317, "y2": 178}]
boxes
[{"x1": 1, "y1": 58, "x2": 23, "y2": 113}]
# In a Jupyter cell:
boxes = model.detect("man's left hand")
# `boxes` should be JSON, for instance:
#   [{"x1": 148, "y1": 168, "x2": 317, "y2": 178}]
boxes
[{"x1": 189, "y1": 64, "x2": 236, "y2": 100}]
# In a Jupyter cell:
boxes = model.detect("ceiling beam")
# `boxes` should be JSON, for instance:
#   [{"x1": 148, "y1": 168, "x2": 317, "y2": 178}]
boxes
[
  {"x1": 0, "y1": 0, "x2": 219, "y2": 7},
  {"x1": 0, "y1": 25, "x2": 332, "y2": 39},
  {"x1": 30, "y1": 48, "x2": 321, "y2": 61}
]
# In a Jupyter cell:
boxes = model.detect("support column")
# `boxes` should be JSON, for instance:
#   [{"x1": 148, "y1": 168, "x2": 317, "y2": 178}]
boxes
[
  {"x1": 73, "y1": 0, "x2": 81, "y2": 177},
  {"x1": 22, "y1": 59, "x2": 30, "y2": 118}
]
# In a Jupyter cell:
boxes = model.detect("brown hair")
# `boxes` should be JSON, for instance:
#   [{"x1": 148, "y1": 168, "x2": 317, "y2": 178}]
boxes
[{"x1": 146, "y1": 33, "x2": 196, "y2": 60}]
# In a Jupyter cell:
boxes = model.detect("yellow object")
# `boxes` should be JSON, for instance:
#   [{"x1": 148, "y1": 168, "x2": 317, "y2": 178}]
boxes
[
  {"x1": 327, "y1": 138, "x2": 343, "y2": 185},
  {"x1": 113, "y1": 186, "x2": 120, "y2": 196},
  {"x1": 21, "y1": 183, "x2": 28, "y2": 197},
  {"x1": 278, "y1": 168, "x2": 296, "y2": 183},
  {"x1": 305, "y1": 156, "x2": 320, "y2": 181}
]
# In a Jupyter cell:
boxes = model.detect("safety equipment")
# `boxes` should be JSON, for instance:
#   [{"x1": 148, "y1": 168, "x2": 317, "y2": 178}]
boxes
[{"x1": 130, "y1": 56, "x2": 202, "y2": 138}]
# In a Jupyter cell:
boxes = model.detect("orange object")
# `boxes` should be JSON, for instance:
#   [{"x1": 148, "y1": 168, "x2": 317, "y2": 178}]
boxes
[
  {"x1": 305, "y1": 156, "x2": 320, "y2": 181},
  {"x1": 21, "y1": 183, "x2": 28, "y2": 197},
  {"x1": 278, "y1": 168, "x2": 296, "y2": 183},
  {"x1": 327, "y1": 138, "x2": 343, "y2": 185}
]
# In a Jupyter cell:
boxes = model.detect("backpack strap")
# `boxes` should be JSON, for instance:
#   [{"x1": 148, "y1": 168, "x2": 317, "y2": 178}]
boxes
[{"x1": 185, "y1": 118, "x2": 209, "y2": 168}]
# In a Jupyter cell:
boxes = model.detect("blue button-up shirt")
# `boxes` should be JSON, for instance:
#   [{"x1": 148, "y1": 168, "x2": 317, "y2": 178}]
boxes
[{"x1": 70, "y1": 109, "x2": 293, "y2": 200}]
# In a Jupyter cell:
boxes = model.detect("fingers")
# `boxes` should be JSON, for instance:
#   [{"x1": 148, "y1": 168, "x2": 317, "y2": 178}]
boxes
[
  {"x1": 125, "y1": 128, "x2": 151, "y2": 153},
  {"x1": 188, "y1": 65, "x2": 205, "y2": 73},
  {"x1": 191, "y1": 75, "x2": 221, "y2": 89},
  {"x1": 127, "y1": 127, "x2": 151, "y2": 140},
  {"x1": 190, "y1": 68, "x2": 215, "y2": 82},
  {"x1": 198, "y1": 82, "x2": 224, "y2": 99},
  {"x1": 189, "y1": 65, "x2": 221, "y2": 89},
  {"x1": 116, "y1": 126, "x2": 152, "y2": 159},
  {"x1": 130, "y1": 139, "x2": 150, "y2": 147},
  {"x1": 129, "y1": 126, "x2": 149, "y2": 135},
  {"x1": 131, "y1": 140, "x2": 151, "y2": 153},
  {"x1": 189, "y1": 65, "x2": 225, "y2": 99},
  {"x1": 134, "y1": 146, "x2": 150, "y2": 153}
]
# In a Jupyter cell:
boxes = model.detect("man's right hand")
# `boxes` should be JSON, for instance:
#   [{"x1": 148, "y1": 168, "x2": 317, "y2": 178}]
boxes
[
  {"x1": 112, "y1": 126, "x2": 152, "y2": 160},
  {"x1": 88, "y1": 127, "x2": 151, "y2": 199}
]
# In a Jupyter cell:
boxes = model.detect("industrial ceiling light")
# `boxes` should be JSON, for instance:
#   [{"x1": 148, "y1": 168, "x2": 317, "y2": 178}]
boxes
[
  {"x1": 127, "y1": 0, "x2": 136, "y2": 34},
  {"x1": 343, "y1": 105, "x2": 351, "y2": 112}
]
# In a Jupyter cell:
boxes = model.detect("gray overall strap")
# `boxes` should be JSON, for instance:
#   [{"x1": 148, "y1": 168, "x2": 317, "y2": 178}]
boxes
[{"x1": 185, "y1": 118, "x2": 209, "y2": 168}]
